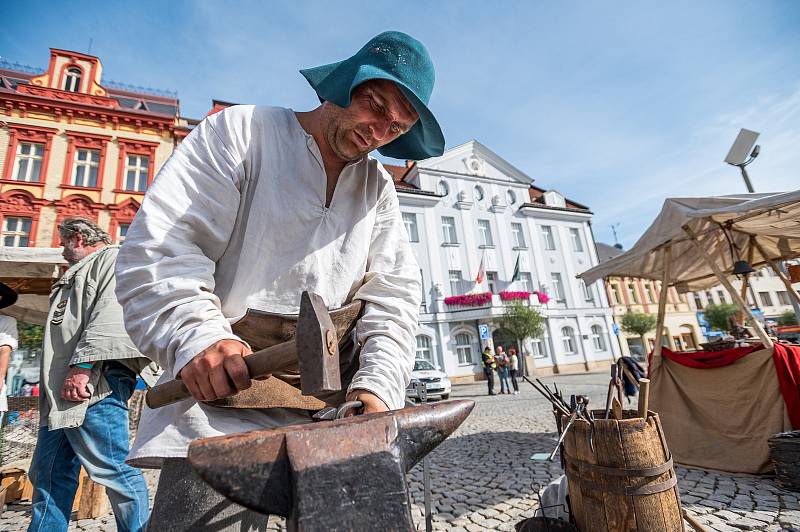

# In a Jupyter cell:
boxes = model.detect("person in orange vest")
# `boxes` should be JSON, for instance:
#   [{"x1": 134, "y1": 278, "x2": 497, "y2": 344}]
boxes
[{"x1": 481, "y1": 346, "x2": 497, "y2": 396}]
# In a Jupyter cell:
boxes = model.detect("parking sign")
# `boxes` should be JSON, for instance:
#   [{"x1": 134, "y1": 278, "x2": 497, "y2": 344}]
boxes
[{"x1": 479, "y1": 324, "x2": 489, "y2": 340}]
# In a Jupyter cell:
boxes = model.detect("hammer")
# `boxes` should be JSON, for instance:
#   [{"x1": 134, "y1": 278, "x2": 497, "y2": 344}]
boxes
[{"x1": 146, "y1": 291, "x2": 341, "y2": 409}]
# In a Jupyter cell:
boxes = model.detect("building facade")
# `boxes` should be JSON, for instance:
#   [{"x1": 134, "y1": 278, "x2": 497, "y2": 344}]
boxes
[
  {"x1": 389, "y1": 141, "x2": 619, "y2": 382},
  {"x1": 0, "y1": 49, "x2": 187, "y2": 247},
  {"x1": 596, "y1": 243, "x2": 706, "y2": 360}
]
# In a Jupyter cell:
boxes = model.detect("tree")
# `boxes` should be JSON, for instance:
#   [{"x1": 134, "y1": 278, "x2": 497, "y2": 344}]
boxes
[
  {"x1": 18, "y1": 321, "x2": 44, "y2": 352},
  {"x1": 704, "y1": 303, "x2": 740, "y2": 332},
  {"x1": 499, "y1": 301, "x2": 545, "y2": 376},
  {"x1": 777, "y1": 310, "x2": 798, "y2": 326},
  {"x1": 620, "y1": 312, "x2": 657, "y2": 348}
]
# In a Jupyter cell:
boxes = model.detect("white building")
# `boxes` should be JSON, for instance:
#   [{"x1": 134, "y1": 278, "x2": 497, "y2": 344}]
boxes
[{"x1": 387, "y1": 141, "x2": 620, "y2": 383}]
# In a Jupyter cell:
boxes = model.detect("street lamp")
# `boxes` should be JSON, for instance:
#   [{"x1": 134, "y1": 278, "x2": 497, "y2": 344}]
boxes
[{"x1": 724, "y1": 128, "x2": 760, "y2": 193}]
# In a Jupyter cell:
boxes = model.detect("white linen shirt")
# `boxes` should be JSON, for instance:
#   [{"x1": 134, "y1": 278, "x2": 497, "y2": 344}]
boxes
[
  {"x1": 115, "y1": 106, "x2": 422, "y2": 466},
  {"x1": 0, "y1": 315, "x2": 18, "y2": 413}
]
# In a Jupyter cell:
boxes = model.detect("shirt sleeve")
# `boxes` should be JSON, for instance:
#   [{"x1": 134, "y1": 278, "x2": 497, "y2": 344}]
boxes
[
  {"x1": 0, "y1": 316, "x2": 18, "y2": 351},
  {"x1": 115, "y1": 107, "x2": 251, "y2": 377},
  {"x1": 349, "y1": 178, "x2": 422, "y2": 410},
  {"x1": 71, "y1": 248, "x2": 143, "y2": 366}
]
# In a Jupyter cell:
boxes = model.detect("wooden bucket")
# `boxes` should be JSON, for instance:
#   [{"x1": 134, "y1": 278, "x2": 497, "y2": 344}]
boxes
[{"x1": 562, "y1": 410, "x2": 683, "y2": 531}]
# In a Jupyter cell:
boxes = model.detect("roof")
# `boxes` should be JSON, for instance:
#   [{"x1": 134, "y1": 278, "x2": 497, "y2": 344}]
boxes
[
  {"x1": 596, "y1": 242, "x2": 625, "y2": 264},
  {"x1": 383, "y1": 163, "x2": 421, "y2": 191},
  {"x1": 579, "y1": 191, "x2": 800, "y2": 290},
  {"x1": 527, "y1": 185, "x2": 591, "y2": 211}
]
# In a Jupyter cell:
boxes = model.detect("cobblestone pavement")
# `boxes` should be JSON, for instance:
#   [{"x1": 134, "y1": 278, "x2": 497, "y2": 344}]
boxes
[{"x1": 2, "y1": 371, "x2": 798, "y2": 531}]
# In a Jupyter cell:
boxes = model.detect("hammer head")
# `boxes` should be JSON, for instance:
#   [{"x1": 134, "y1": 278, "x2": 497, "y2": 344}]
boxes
[{"x1": 296, "y1": 291, "x2": 340, "y2": 395}]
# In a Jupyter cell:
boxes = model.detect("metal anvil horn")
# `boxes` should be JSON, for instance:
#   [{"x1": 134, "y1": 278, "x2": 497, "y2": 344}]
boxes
[{"x1": 188, "y1": 400, "x2": 474, "y2": 532}]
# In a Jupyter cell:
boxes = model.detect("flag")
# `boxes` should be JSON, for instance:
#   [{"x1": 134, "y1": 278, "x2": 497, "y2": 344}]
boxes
[
  {"x1": 511, "y1": 253, "x2": 521, "y2": 282},
  {"x1": 475, "y1": 251, "x2": 486, "y2": 285}
]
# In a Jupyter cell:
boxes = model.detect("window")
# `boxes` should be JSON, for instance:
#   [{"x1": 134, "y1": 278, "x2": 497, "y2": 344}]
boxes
[
  {"x1": 716, "y1": 290, "x2": 727, "y2": 304},
  {"x1": 705, "y1": 290, "x2": 714, "y2": 304},
  {"x1": 12, "y1": 142, "x2": 44, "y2": 182},
  {"x1": 759, "y1": 292, "x2": 774, "y2": 307},
  {"x1": 569, "y1": 228, "x2": 583, "y2": 252},
  {"x1": 644, "y1": 283, "x2": 656, "y2": 304},
  {"x1": 449, "y1": 270, "x2": 462, "y2": 296},
  {"x1": 487, "y1": 272, "x2": 498, "y2": 294},
  {"x1": 71, "y1": 149, "x2": 100, "y2": 187},
  {"x1": 519, "y1": 272, "x2": 533, "y2": 292},
  {"x1": 609, "y1": 283, "x2": 622, "y2": 305},
  {"x1": 455, "y1": 333, "x2": 473, "y2": 364},
  {"x1": 64, "y1": 67, "x2": 82, "y2": 92},
  {"x1": 582, "y1": 280, "x2": 594, "y2": 302},
  {"x1": 551, "y1": 273, "x2": 565, "y2": 302},
  {"x1": 532, "y1": 338, "x2": 546, "y2": 358},
  {"x1": 777, "y1": 291, "x2": 791, "y2": 306},
  {"x1": 591, "y1": 325, "x2": 607, "y2": 351},
  {"x1": 541, "y1": 225, "x2": 556, "y2": 250},
  {"x1": 693, "y1": 293, "x2": 704, "y2": 309},
  {"x1": 561, "y1": 326, "x2": 576, "y2": 354},
  {"x1": 438, "y1": 180, "x2": 449, "y2": 196},
  {"x1": 401, "y1": 212, "x2": 419, "y2": 242},
  {"x1": 511, "y1": 223, "x2": 526, "y2": 248},
  {"x1": 507, "y1": 190, "x2": 516, "y2": 205},
  {"x1": 2, "y1": 217, "x2": 32, "y2": 247},
  {"x1": 441, "y1": 216, "x2": 457, "y2": 244},
  {"x1": 415, "y1": 335, "x2": 432, "y2": 362},
  {"x1": 117, "y1": 223, "x2": 130, "y2": 243},
  {"x1": 474, "y1": 185, "x2": 484, "y2": 201},
  {"x1": 627, "y1": 282, "x2": 640, "y2": 304},
  {"x1": 124, "y1": 155, "x2": 150, "y2": 192},
  {"x1": 477, "y1": 220, "x2": 493, "y2": 246}
]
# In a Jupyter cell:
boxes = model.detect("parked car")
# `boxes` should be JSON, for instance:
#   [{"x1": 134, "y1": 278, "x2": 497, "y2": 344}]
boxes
[{"x1": 406, "y1": 359, "x2": 451, "y2": 401}]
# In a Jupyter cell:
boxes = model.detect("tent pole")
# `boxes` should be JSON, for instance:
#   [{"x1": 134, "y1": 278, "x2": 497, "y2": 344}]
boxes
[
  {"x1": 751, "y1": 238, "x2": 800, "y2": 307},
  {"x1": 682, "y1": 225, "x2": 773, "y2": 348},
  {"x1": 738, "y1": 243, "x2": 754, "y2": 325},
  {"x1": 649, "y1": 246, "x2": 671, "y2": 375}
]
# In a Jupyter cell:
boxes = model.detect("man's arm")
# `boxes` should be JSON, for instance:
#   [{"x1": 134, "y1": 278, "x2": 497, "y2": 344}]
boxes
[
  {"x1": 349, "y1": 177, "x2": 422, "y2": 412},
  {"x1": 0, "y1": 346, "x2": 11, "y2": 389},
  {"x1": 115, "y1": 107, "x2": 255, "y2": 401},
  {"x1": 0, "y1": 317, "x2": 18, "y2": 391}
]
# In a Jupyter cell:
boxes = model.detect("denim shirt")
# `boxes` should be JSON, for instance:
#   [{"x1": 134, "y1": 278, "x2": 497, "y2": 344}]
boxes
[{"x1": 40, "y1": 245, "x2": 159, "y2": 430}]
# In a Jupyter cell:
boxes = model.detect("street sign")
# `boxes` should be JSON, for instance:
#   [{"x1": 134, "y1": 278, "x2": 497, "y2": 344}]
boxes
[
  {"x1": 479, "y1": 324, "x2": 489, "y2": 340},
  {"x1": 612, "y1": 323, "x2": 619, "y2": 336}
]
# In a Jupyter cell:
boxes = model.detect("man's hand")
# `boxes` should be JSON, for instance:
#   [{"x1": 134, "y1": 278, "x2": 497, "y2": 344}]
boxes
[
  {"x1": 61, "y1": 366, "x2": 93, "y2": 402},
  {"x1": 178, "y1": 339, "x2": 252, "y2": 402},
  {"x1": 345, "y1": 389, "x2": 389, "y2": 415}
]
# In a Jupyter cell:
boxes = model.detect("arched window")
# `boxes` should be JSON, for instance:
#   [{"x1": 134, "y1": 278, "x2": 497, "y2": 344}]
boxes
[
  {"x1": 591, "y1": 325, "x2": 606, "y2": 352},
  {"x1": 415, "y1": 335, "x2": 432, "y2": 362},
  {"x1": 474, "y1": 185, "x2": 484, "y2": 201},
  {"x1": 438, "y1": 180, "x2": 449, "y2": 197},
  {"x1": 64, "y1": 67, "x2": 82, "y2": 92},
  {"x1": 454, "y1": 333, "x2": 473, "y2": 364},
  {"x1": 507, "y1": 189, "x2": 516, "y2": 205},
  {"x1": 561, "y1": 326, "x2": 576, "y2": 354}
]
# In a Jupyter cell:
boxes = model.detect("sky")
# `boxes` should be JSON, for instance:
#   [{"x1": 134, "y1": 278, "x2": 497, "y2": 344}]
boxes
[{"x1": 4, "y1": 1, "x2": 800, "y2": 247}]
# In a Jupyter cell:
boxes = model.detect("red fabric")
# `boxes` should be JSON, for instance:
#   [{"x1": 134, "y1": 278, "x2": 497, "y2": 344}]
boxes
[
  {"x1": 655, "y1": 344, "x2": 763, "y2": 369},
  {"x1": 772, "y1": 343, "x2": 800, "y2": 429}
]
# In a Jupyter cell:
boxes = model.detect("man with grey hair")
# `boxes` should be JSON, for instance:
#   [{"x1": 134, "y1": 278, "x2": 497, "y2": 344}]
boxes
[{"x1": 26, "y1": 216, "x2": 158, "y2": 532}]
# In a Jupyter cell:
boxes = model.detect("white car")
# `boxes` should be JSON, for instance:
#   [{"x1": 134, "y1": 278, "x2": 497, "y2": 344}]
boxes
[{"x1": 406, "y1": 359, "x2": 451, "y2": 401}]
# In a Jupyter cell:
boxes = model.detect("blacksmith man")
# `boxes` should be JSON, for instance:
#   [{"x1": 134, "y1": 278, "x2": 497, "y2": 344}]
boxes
[{"x1": 115, "y1": 31, "x2": 444, "y2": 529}]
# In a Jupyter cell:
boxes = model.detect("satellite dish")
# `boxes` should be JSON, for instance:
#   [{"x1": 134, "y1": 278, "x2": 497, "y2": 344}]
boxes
[{"x1": 724, "y1": 129, "x2": 760, "y2": 166}]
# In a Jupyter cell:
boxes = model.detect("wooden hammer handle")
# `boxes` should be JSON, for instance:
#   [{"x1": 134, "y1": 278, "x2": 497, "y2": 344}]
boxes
[{"x1": 146, "y1": 341, "x2": 297, "y2": 409}]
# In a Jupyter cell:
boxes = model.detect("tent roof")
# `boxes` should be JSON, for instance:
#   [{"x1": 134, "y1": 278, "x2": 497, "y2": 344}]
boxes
[
  {"x1": 0, "y1": 247, "x2": 65, "y2": 325},
  {"x1": 580, "y1": 190, "x2": 800, "y2": 290}
]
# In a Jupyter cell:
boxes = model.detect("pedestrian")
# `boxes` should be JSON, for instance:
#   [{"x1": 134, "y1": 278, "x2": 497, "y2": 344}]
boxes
[
  {"x1": 114, "y1": 31, "x2": 445, "y2": 530},
  {"x1": 495, "y1": 345, "x2": 511, "y2": 394},
  {"x1": 0, "y1": 282, "x2": 19, "y2": 426},
  {"x1": 508, "y1": 347, "x2": 520, "y2": 395},
  {"x1": 27, "y1": 217, "x2": 159, "y2": 532},
  {"x1": 481, "y1": 346, "x2": 497, "y2": 395}
]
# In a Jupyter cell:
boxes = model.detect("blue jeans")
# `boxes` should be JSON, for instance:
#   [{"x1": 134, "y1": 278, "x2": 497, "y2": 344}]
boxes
[
  {"x1": 27, "y1": 362, "x2": 149, "y2": 532},
  {"x1": 498, "y1": 367, "x2": 510, "y2": 393}
]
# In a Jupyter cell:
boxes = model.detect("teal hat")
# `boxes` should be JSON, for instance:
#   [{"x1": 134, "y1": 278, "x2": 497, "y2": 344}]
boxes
[{"x1": 300, "y1": 31, "x2": 445, "y2": 160}]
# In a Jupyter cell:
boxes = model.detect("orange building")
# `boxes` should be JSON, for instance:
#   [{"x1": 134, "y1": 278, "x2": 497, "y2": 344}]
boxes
[{"x1": 0, "y1": 49, "x2": 190, "y2": 247}]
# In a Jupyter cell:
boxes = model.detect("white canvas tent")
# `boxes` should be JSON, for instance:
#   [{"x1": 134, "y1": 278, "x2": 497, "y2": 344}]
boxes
[
  {"x1": 0, "y1": 247, "x2": 66, "y2": 325},
  {"x1": 578, "y1": 190, "x2": 800, "y2": 474}
]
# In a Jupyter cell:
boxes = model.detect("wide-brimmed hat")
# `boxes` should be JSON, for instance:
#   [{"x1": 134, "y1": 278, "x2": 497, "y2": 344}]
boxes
[
  {"x1": 0, "y1": 282, "x2": 18, "y2": 310},
  {"x1": 300, "y1": 31, "x2": 445, "y2": 161}
]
